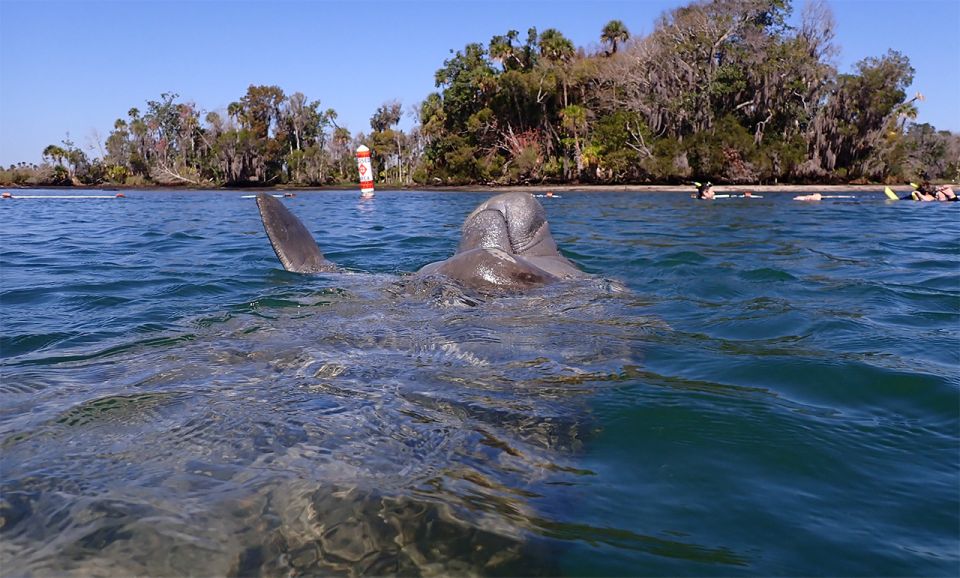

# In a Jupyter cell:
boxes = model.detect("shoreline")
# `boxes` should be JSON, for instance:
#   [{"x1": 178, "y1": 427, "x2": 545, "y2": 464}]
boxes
[
  {"x1": 430, "y1": 183, "x2": 919, "y2": 193},
  {"x1": 0, "y1": 183, "x2": 939, "y2": 194}
]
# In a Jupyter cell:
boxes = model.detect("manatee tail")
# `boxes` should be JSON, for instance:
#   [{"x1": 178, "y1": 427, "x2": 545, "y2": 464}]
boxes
[{"x1": 256, "y1": 193, "x2": 336, "y2": 273}]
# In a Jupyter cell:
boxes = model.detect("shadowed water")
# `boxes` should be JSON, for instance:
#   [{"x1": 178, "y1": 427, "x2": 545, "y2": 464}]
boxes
[{"x1": 1, "y1": 190, "x2": 957, "y2": 576}]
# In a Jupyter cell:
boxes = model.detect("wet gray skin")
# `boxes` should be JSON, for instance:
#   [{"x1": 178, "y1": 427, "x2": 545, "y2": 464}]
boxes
[
  {"x1": 257, "y1": 192, "x2": 589, "y2": 290},
  {"x1": 257, "y1": 193, "x2": 338, "y2": 274}
]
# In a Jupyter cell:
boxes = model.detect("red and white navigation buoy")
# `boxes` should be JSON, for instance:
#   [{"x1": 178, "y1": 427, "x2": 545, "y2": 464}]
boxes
[{"x1": 356, "y1": 145, "x2": 375, "y2": 199}]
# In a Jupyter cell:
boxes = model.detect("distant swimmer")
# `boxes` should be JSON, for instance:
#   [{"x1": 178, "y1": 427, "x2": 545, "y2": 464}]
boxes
[
  {"x1": 912, "y1": 181, "x2": 937, "y2": 202},
  {"x1": 691, "y1": 182, "x2": 763, "y2": 199},
  {"x1": 899, "y1": 181, "x2": 957, "y2": 202},
  {"x1": 932, "y1": 184, "x2": 957, "y2": 202},
  {"x1": 692, "y1": 181, "x2": 714, "y2": 200},
  {"x1": 914, "y1": 181, "x2": 957, "y2": 203},
  {"x1": 794, "y1": 192, "x2": 858, "y2": 201}
]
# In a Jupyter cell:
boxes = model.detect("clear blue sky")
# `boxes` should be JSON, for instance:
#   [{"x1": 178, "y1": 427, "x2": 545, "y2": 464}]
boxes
[{"x1": 1, "y1": 0, "x2": 957, "y2": 166}]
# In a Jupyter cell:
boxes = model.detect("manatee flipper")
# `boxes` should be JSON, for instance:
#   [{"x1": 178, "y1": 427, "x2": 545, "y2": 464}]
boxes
[{"x1": 256, "y1": 193, "x2": 336, "y2": 273}]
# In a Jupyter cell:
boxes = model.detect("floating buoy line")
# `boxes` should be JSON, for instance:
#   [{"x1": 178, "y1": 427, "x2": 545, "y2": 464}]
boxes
[{"x1": 2, "y1": 191, "x2": 126, "y2": 199}]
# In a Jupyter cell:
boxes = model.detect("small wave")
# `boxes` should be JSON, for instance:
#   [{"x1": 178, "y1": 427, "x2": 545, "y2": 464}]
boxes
[
  {"x1": 738, "y1": 267, "x2": 798, "y2": 282},
  {"x1": 6, "y1": 333, "x2": 196, "y2": 367},
  {"x1": 1, "y1": 331, "x2": 79, "y2": 359},
  {"x1": 154, "y1": 281, "x2": 233, "y2": 299},
  {"x1": 532, "y1": 518, "x2": 750, "y2": 567},
  {"x1": 62, "y1": 294, "x2": 132, "y2": 310},
  {"x1": 657, "y1": 251, "x2": 709, "y2": 266}
]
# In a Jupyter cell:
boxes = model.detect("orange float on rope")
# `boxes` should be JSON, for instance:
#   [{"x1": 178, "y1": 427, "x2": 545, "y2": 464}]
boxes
[{"x1": 356, "y1": 145, "x2": 375, "y2": 199}]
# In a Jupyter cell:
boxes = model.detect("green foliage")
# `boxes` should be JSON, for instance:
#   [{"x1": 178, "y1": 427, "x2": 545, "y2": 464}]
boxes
[
  {"x1": 0, "y1": 164, "x2": 35, "y2": 186},
  {"x1": 752, "y1": 134, "x2": 807, "y2": 182},
  {"x1": 586, "y1": 112, "x2": 644, "y2": 181},
  {"x1": 51, "y1": 165, "x2": 70, "y2": 185},
  {"x1": 600, "y1": 20, "x2": 629, "y2": 55},
  {"x1": 538, "y1": 29, "x2": 575, "y2": 63},
  {"x1": 687, "y1": 115, "x2": 756, "y2": 180},
  {"x1": 412, "y1": 1, "x2": 948, "y2": 186},
  {"x1": 505, "y1": 143, "x2": 542, "y2": 183},
  {"x1": 434, "y1": 43, "x2": 497, "y2": 131},
  {"x1": 16, "y1": 0, "x2": 955, "y2": 188},
  {"x1": 105, "y1": 164, "x2": 129, "y2": 183},
  {"x1": 649, "y1": 137, "x2": 689, "y2": 182}
]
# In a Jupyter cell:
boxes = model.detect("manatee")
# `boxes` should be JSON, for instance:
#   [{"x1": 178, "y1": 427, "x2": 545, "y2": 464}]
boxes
[{"x1": 256, "y1": 192, "x2": 588, "y2": 290}]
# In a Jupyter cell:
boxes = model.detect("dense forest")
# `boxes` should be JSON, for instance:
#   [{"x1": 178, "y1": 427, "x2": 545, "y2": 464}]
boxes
[{"x1": 2, "y1": 0, "x2": 957, "y2": 188}]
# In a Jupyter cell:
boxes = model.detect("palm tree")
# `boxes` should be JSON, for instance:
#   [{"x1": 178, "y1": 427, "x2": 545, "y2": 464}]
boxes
[
  {"x1": 489, "y1": 30, "x2": 521, "y2": 70},
  {"x1": 227, "y1": 101, "x2": 243, "y2": 128},
  {"x1": 332, "y1": 126, "x2": 351, "y2": 180},
  {"x1": 42, "y1": 144, "x2": 66, "y2": 167},
  {"x1": 539, "y1": 28, "x2": 575, "y2": 63},
  {"x1": 600, "y1": 20, "x2": 630, "y2": 55},
  {"x1": 895, "y1": 92, "x2": 924, "y2": 131}
]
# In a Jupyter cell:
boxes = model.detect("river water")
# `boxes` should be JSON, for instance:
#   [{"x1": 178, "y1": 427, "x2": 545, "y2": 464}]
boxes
[{"x1": 1, "y1": 189, "x2": 957, "y2": 576}]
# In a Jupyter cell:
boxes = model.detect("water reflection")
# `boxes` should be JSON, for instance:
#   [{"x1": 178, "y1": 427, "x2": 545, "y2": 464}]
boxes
[{"x1": 1, "y1": 274, "x2": 682, "y2": 576}]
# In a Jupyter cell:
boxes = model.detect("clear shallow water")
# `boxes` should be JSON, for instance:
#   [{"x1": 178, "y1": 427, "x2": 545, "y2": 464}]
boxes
[{"x1": 1, "y1": 189, "x2": 957, "y2": 577}]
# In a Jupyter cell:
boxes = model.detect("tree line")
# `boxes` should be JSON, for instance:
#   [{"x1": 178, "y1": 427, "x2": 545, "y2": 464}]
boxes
[{"x1": 2, "y1": 0, "x2": 957, "y2": 188}]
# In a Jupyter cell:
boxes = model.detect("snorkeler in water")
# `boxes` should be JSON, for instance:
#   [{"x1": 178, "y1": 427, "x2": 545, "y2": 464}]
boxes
[
  {"x1": 695, "y1": 181, "x2": 714, "y2": 200},
  {"x1": 905, "y1": 180, "x2": 957, "y2": 202},
  {"x1": 933, "y1": 184, "x2": 957, "y2": 201}
]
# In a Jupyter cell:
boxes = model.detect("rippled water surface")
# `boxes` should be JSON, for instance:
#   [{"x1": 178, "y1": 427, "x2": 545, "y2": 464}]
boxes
[{"x1": 1, "y1": 189, "x2": 958, "y2": 576}]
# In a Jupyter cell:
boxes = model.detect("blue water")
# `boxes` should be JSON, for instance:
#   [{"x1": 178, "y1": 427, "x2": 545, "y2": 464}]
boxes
[{"x1": 1, "y1": 189, "x2": 957, "y2": 576}]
